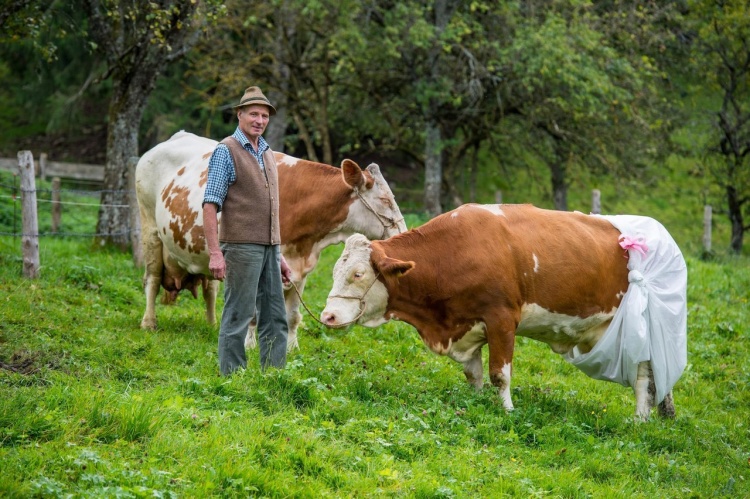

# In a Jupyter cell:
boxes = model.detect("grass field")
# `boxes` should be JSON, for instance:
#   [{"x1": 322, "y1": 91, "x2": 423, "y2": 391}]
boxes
[{"x1": 0, "y1": 159, "x2": 749, "y2": 496}]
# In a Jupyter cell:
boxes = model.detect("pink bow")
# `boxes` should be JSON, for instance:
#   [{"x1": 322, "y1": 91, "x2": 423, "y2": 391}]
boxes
[{"x1": 619, "y1": 235, "x2": 648, "y2": 256}]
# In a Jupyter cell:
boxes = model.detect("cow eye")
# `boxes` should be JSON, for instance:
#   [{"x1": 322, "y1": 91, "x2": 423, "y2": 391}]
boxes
[{"x1": 353, "y1": 271, "x2": 363, "y2": 279}]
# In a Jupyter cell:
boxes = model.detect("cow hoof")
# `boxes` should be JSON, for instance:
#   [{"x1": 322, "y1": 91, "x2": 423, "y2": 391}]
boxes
[
  {"x1": 140, "y1": 319, "x2": 157, "y2": 330},
  {"x1": 634, "y1": 411, "x2": 651, "y2": 423},
  {"x1": 244, "y1": 332, "x2": 257, "y2": 350},
  {"x1": 658, "y1": 393, "x2": 676, "y2": 418}
]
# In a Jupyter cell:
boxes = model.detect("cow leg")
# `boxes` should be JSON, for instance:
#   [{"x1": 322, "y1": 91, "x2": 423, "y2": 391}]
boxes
[
  {"x1": 141, "y1": 272, "x2": 161, "y2": 329},
  {"x1": 658, "y1": 391, "x2": 676, "y2": 419},
  {"x1": 285, "y1": 276, "x2": 306, "y2": 351},
  {"x1": 486, "y1": 314, "x2": 518, "y2": 411},
  {"x1": 461, "y1": 347, "x2": 484, "y2": 390},
  {"x1": 140, "y1": 221, "x2": 163, "y2": 330},
  {"x1": 634, "y1": 361, "x2": 655, "y2": 421},
  {"x1": 245, "y1": 313, "x2": 258, "y2": 350},
  {"x1": 203, "y1": 279, "x2": 219, "y2": 325}
]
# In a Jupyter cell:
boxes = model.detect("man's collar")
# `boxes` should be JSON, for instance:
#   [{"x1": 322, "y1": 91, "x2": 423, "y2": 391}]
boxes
[{"x1": 233, "y1": 127, "x2": 268, "y2": 153}]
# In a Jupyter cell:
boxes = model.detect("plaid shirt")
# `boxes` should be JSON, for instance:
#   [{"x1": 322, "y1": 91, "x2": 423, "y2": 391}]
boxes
[{"x1": 203, "y1": 127, "x2": 270, "y2": 211}]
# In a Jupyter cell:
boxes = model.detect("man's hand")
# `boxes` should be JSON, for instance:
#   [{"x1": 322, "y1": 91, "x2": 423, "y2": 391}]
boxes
[
  {"x1": 280, "y1": 256, "x2": 292, "y2": 284},
  {"x1": 202, "y1": 203, "x2": 224, "y2": 280},
  {"x1": 208, "y1": 250, "x2": 226, "y2": 281}
]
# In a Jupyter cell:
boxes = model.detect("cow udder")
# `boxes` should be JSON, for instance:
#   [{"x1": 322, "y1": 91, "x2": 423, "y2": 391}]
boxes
[{"x1": 160, "y1": 270, "x2": 208, "y2": 304}]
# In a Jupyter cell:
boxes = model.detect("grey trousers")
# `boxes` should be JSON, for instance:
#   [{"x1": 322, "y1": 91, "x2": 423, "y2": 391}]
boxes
[{"x1": 218, "y1": 243, "x2": 288, "y2": 375}]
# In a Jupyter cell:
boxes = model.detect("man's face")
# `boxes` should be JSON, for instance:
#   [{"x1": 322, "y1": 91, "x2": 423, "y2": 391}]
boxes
[{"x1": 237, "y1": 104, "x2": 271, "y2": 141}]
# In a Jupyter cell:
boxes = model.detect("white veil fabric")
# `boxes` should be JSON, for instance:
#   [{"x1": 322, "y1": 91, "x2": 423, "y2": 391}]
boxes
[{"x1": 564, "y1": 215, "x2": 688, "y2": 404}]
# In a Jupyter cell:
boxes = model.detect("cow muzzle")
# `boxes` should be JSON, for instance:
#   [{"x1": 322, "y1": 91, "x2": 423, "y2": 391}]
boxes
[
  {"x1": 320, "y1": 297, "x2": 366, "y2": 328},
  {"x1": 320, "y1": 272, "x2": 382, "y2": 328},
  {"x1": 320, "y1": 309, "x2": 348, "y2": 329}
]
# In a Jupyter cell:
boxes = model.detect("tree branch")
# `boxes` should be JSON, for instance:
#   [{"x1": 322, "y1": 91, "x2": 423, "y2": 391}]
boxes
[{"x1": 0, "y1": 0, "x2": 34, "y2": 28}]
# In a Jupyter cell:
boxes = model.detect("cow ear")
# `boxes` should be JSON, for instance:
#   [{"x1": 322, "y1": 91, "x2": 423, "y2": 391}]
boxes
[
  {"x1": 341, "y1": 159, "x2": 365, "y2": 189},
  {"x1": 378, "y1": 257, "x2": 415, "y2": 278},
  {"x1": 371, "y1": 241, "x2": 415, "y2": 278}
]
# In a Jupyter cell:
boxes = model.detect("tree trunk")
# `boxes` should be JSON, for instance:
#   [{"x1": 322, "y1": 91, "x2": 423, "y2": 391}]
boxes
[
  {"x1": 266, "y1": 82, "x2": 288, "y2": 152},
  {"x1": 420, "y1": 0, "x2": 459, "y2": 218},
  {"x1": 447, "y1": 179, "x2": 464, "y2": 209},
  {"x1": 727, "y1": 184, "x2": 744, "y2": 254},
  {"x1": 319, "y1": 82, "x2": 332, "y2": 166},
  {"x1": 469, "y1": 147, "x2": 478, "y2": 203},
  {"x1": 424, "y1": 120, "x2": 442, "y2": 217},
  {"x1": 550, "y1": 160, "x2": 568, "y2": 211},
  {"x1": 85, "y1": 0, "x2": 204, "y2": 251},
  {"x1": 266, "y1": 6, "x2": 292, "y2": 153},
  {"x1": 266, "y1": 58, "x2": 288, "y2": 152},
  {"x1": 293, "y1": 111, "x2": 318, "y2": 162},
  {"x1": 95, "y1": 85, "x2": 148, "y2": 250}
]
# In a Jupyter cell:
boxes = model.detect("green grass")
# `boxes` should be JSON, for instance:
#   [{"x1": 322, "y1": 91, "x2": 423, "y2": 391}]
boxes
[
  {"x1": 0, "y1": 232, "x2": 748, "y2": 497},
  {"x1": 1, "y1": 147, "x2": 749, "y2": 496}
]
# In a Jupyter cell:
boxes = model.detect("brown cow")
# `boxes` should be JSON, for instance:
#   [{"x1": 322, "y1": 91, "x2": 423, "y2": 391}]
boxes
[
  {"x1": 321, "y1": 204, "x2": 687, "y2": 420},
  {"x1": 135, "y1": 131, "x2": 406, "y2": 350}
]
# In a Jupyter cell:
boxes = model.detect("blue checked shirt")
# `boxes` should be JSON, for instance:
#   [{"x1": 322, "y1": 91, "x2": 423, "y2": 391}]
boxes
[{"x1": 203, "y1": 127, "x2": 270, "y2": 212}]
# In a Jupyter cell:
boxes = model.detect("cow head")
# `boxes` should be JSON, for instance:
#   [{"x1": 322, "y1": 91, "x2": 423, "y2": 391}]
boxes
[
  {"x1": 341, "y1": 160, "x2": 407, "y2": 239},
  {"x1": 321, "y1": 234, "x2": 414, "y2": 328}
]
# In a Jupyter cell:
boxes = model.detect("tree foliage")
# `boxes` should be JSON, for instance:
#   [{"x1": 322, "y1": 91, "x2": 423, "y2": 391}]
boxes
[
  {"x1": 498, "y1": 1, "x2": 680, "y2": 210},
  {"x1": 340, "y1": 0, "x2": 510, "y2": 215},
  {"x1": 0, "y1": 0, "x2": 62, "y2": 61},
  {"x1": 187, "y1": 0, "x2": 370, "y2": 163},
  {"x1": 1, "y1": 1, "x2": 749, "y2": 252},
  {"x1": 688, "y1": 0, "x2": 750, "y2": 253},
  {"x1": 0, "y1": 2, "x2": 109, "y2": 160},
  {"x1": 81, "y1": 0, "x2": 225, "y2": 249}
]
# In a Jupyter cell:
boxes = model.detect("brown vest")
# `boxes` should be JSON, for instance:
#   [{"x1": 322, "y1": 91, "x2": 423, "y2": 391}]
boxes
[{"x1": 218, "y1": 137, "x2": 281, "y2": 245}]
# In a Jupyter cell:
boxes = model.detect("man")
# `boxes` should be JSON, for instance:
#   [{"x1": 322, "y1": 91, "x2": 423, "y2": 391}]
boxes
[{"x1": 202, "y1": 86, "x2": 292, "y2": 375}]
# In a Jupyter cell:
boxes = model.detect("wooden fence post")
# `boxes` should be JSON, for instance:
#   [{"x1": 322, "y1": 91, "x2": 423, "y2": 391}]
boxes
[
  {"x1": 51, "y1": 177, "x2": 61, "y2": 233},
  {"x1": 18, "y1": 151, "x2": 40, "y2": 278},
  {"x1": 592, "y1": 189, "x2": 601, "y2": 214},
  {"x1": 495, "y1": 190, "x2": 503, "y2": 205},
  {"x1": 40, "y1": 153, "x2": 47, "y2": 181},
  {"x1": 128, "y1": 156, "x2": 143, "y2": 267},
  {"x1": 703, "y1": 205, "x2": 712, "y2": 254}
]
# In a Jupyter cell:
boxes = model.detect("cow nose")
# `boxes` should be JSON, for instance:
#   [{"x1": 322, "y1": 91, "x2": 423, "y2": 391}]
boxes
[{"x1": 321, "y1": 311, "x2": 337, "y2": 325}]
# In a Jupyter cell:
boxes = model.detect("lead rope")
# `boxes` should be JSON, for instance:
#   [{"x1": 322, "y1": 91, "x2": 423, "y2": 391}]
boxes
[
  {"x1": 353, "y1": 187, "x2": 405, "y2": 238},
  {"x1": 288, "y1": 184, "x2": 398, "y2": 325},
  {"x1": 288, "y1": 272, "x2": 381, "y2": 328}
]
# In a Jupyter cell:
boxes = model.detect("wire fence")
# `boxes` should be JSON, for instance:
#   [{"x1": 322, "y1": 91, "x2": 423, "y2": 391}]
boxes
[
  {"x1": 3, "y1": 151, "x2": 719, "y2": 278},
  {"x1": 0, "y1": 179, "x2": 138, "y2": 238}
]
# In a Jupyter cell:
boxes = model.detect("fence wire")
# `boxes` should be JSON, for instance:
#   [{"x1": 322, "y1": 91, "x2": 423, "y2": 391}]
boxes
[{"x1": 0, "y1": 180, "x2": 139, "y2": 239}]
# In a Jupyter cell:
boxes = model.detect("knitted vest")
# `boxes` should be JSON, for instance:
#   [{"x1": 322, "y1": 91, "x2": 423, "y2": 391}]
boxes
[{"x1": 218, "y1": 137, "x2": 281, "y2": 245}]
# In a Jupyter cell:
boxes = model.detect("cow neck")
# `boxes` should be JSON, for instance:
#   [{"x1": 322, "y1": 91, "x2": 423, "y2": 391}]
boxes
[
  {"x1": 375, "y1": 229, "x2": 477, "y2": 341},
  {"x1": 380, "y1": 263, "x2": 490, "y2": 347},
  {"x1": 278, "y1": 161, "x2": 352, "y2": 251}
]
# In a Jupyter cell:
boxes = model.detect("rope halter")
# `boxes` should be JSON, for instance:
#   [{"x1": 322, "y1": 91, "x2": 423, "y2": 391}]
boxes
[
  {"x1": 293, "y1": 272, "x2": 382, "y2": 328},
  {"x1": 353, "y1": 186, "x2": 405, "y2": 239}
]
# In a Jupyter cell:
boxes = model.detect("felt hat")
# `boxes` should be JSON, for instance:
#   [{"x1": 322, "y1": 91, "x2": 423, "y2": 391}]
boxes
[{"x1": 232, "y1": 86, "x2": 276, "y2": 115}]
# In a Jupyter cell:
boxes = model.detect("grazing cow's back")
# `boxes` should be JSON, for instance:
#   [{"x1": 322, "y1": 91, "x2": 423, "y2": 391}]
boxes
[
  {"x1": 321, "y1": 204, "x2": 687, "y2": 420},
  {"x1": 136, "y1": 131, "x2": 406, "y2": 349}
]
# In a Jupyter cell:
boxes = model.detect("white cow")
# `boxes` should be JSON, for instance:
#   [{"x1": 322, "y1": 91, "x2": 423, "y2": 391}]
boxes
[{"x1": 135, "y1": 130, "x2": 406, "y2": 350}]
